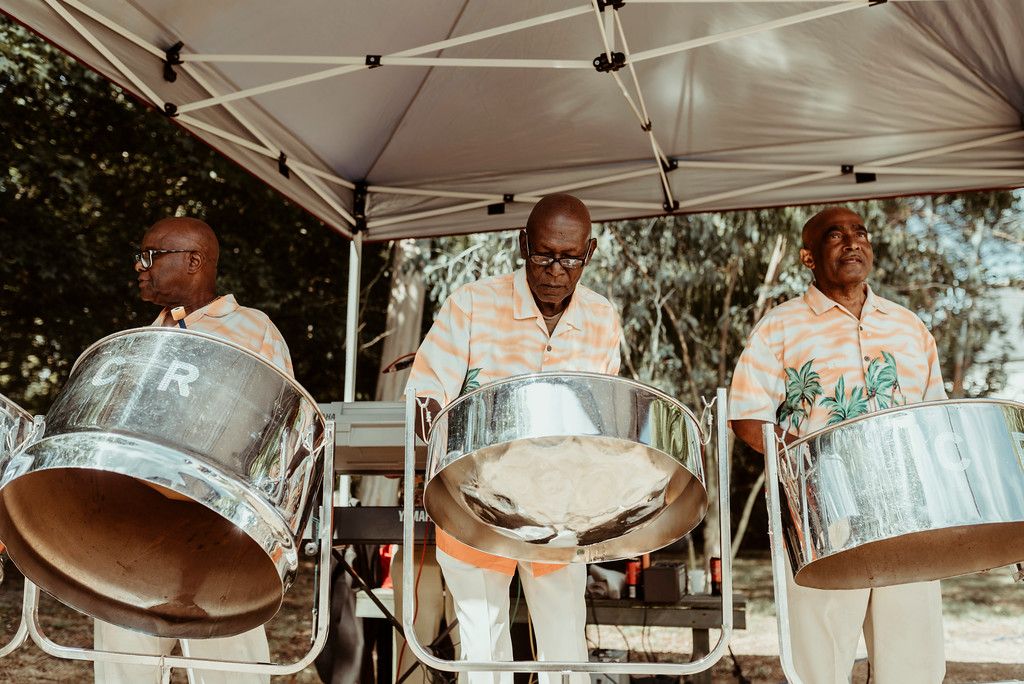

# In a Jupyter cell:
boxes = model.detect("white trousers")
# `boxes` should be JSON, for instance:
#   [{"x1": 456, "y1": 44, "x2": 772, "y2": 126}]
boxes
[
  {"x1": 393, "y1": 545, "x2": 458, "y2": 684},
  {"x1": 437, "y1": 549, "x2": 589, "y2": 684},
  {"x1": 93, "y1": 619, "x2": 270, "y2": 684},
  {"x1": 786, "y1": 563, "x2": 945, "y2": 684}
]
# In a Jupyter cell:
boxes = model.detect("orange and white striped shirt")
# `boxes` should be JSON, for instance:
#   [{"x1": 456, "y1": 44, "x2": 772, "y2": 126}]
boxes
[
  {"x1": 152, "y1": 294, "x2": 293, "y2": 377},
  {"x1": 729, "y1": 283, "x2": 946, "y2": 439},
  {"x1": 408, "y1": 267, "x2": 622, "y2": 575}
]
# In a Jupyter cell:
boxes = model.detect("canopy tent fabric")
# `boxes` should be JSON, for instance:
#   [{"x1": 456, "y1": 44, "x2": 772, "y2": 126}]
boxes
[{"x1": 3, "y1": 0, "x2": 1023, "y2": 242}]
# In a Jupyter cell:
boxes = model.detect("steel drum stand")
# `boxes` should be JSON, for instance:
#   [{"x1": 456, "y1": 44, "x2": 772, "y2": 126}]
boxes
[
  {"x1": 401, "y1": 386, "x2": 734, "y2": 682},
  {"x1": 12, "y1": 420, "x2": 337, "y2": 682},
  {"x1": 762, "y1": 425, "x2": 806, "y2": 684},
  {"x1": 0, "y1": 598, "x2": 28, "y2": 658},
  {"x1": 0, "y1": 414, "x2": 41, "y2": 661}
]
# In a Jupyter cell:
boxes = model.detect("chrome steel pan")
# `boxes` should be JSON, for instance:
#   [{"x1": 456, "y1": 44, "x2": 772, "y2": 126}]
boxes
[
  {"x1": 0, "y1": 394, "x2": 34, "y2": 464},
  {"x1": 423, "y1": 372, "x2": 706, "y2": 563},
  {"x1": 0, "y1": 328, "x2": 326, "y2": 638},
  {"x1": 778, "y1": 399, "x2": 1024, "y2": 589}
]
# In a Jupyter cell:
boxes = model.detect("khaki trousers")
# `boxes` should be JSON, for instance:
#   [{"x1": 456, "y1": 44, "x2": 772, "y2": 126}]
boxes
[
  {"x1": 437, "y1": 548, "x2": 589, "y2": 684},
  {"x1": 785, "y1": 562, "x2": 945, "y2": 684},
  {"x1": 93, "y1": 619, "x2": 270, "y2": 684}
]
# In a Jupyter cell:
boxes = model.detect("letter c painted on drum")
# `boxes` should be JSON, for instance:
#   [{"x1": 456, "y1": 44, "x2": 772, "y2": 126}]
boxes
[
  {"x1": 933, "y1": 431, "x2": 970, "y2": 471},
  {"x1": 91, "y1": 356, "x2": 127, "y2": 386},
  {"x1": 157, "y1": 360, "x2": 201, "y2": 397}
]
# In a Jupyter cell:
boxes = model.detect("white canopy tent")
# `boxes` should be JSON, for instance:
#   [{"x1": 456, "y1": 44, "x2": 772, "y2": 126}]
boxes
[
  {"x1": 4, "y1": 0, "x2": 1023, "y2": 240},
  {"x1": 3, "y1": 0, "x2": 1024, "y2": 396}
]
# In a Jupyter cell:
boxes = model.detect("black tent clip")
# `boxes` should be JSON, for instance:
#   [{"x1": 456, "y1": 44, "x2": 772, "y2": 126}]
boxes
[
  {"x1": 278, "y1": 152, "x2": 290, "y2": 179},
  {"x1": 593, "y1": 51, "x2": 626, "y2": 73},
  {"x1": 163, "y1": 41, "x2": 184, "y2": 83}
]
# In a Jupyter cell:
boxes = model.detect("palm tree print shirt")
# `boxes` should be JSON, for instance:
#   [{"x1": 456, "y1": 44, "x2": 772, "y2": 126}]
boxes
[
  {"x1": 729, "y1": 284, "x2": 946, "y2": 438},
  {"x1": 408, "y1": 267, "x2": 622, "y2": 575}
]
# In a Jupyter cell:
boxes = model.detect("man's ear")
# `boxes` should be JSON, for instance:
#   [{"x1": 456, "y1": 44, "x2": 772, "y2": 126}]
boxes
[
  {"x1": 798, "y1": 247, "x2": 814, "y2": 271},
  {"x1": 519, "y1": 230, "x2": 528, "y2": 260},
  {"x1": 188, "y1": 251, "x2": 205, "y2": 274},
  {"x1": 585, "y1": 237, "x2": 597, "y2": 263}
]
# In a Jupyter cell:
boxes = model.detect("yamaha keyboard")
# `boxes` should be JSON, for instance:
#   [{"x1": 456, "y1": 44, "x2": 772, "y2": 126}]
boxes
[
  {"x1": 320, "y1": 401, "x2": 427, "y2": 474},
  {"x1": 320, "y1": 401, "x2": 432, "y2": 544}
]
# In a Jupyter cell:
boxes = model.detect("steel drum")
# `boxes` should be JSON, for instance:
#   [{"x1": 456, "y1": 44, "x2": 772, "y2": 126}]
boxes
[
  {"x1": 423, "y1": 372, "x2": 707, "y2": 564},
  {"x1": 1, "y1": 394, "x2": 35, "y2": 465},
  {"x1": 778, "y1": 399, "x2": 1024, "y2": 589},
  {"x1": 0, "y1": 328, "x2": 326, "y2": 638}
]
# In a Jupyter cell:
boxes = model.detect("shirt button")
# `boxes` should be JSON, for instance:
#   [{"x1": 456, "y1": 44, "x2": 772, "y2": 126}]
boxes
[
  {"x1": 859, "y1": 325, "x2": 864, "y2": 331},
  {"x1": 546, "y1": 345, "x2": 552, "y2": 352}
]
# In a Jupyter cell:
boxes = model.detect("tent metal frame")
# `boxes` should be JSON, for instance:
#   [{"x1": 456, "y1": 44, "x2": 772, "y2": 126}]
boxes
[{"x1": 28, "y1": 0, "x2": 1021, "y2": 244}]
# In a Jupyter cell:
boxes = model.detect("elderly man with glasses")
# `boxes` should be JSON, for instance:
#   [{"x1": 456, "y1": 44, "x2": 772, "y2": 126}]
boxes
[
  {"x1": 94, "y1": 216, "x2": 291, "y2": 684},
  {"x1": 407, "y1": 194, "x2": 622, "y2": 683}
]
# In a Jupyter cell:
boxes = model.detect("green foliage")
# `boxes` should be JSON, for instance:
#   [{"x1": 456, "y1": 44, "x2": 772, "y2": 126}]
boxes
[{"x1": 0, "y1": 18, "x2": 390, "y2": 412}]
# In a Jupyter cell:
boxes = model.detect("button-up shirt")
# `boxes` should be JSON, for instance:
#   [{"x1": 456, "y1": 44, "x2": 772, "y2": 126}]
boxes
[
  {"x1": 152, "y1": 294, "x2": 293, "y2": 377},
  {"x1": 729, "y1": 283, "x2": 945, "y2": 438},
  {"x1": 409, "y1": 268, "x2": 622, "y2": 575}
]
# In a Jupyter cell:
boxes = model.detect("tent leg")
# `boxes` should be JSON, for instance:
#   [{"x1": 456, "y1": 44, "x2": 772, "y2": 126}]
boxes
[{"x1": 344, "y1": 232, "x2": 362, "y2": 403}]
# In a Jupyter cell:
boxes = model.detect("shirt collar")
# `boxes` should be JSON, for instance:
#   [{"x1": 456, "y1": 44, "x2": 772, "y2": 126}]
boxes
[
  {"x1": 154, "y1": 294, "x2": 238, "y2": 326},
  {"x1": 804, "y1": 283, "x2": 889, "y2": 318},
  {"x1": 512, "y1": 268, "x2": 582, "y2": 331}
]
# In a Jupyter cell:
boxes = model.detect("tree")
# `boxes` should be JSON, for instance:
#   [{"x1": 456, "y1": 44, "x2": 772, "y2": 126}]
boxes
[{"x1": 0, "y1": 18, "x2": 391, "y2": 414}]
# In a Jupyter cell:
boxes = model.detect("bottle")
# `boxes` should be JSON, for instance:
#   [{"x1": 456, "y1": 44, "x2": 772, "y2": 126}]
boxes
[
  {"x1": 625, "y1": 559, "x2": 641, "y2": 599},
  {"x1": 710, "y1": 556, "x2": 722, "y2": 596}
]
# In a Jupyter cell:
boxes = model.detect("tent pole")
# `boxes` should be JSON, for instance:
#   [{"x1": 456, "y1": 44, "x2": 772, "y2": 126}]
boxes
[{"x1": 344, "y1": 233, "x2": 363, "y2": 403}]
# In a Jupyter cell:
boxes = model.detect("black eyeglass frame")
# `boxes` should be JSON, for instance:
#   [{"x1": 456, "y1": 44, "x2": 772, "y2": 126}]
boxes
[
  {"x1": 523, "y1": 235, "x2": 595, "y2": 270},
  {"x1": 134, "y1": 249, "x2": 193, "y2": 270}
]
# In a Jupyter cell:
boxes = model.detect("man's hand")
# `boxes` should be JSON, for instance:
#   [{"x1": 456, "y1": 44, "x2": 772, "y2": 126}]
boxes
[{"x1": 730, "y1": 419, "x2": 798, "y2": 454}]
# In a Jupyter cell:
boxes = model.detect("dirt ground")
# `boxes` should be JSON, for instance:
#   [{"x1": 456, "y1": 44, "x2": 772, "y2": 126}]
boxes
[{"x1": 1, "y1": 557, "x2": 1022, "y2": 683}]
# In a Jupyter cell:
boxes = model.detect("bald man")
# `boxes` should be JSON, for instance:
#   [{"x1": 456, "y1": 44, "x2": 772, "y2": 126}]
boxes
[
  {"x1": 408, "y1": 195, "x2": 622, "y2": 683},
  {"x1": 730, "y1": 206, "x2": 946, "y2": 683},
  {"x1": 94, "y1": 217, "x2": 292, "y2": 684}
]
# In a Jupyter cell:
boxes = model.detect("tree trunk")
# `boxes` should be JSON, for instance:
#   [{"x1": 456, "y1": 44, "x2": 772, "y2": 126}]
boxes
[
  {"x1": 356, "y1": 239, "x2": 429, "y2": 509},
  {"x1": 731, "y1": 470, "x2": 765, "y2": 561},
  {"x1": 728, "y1": 234, "x2": 786, "y2": 559}
]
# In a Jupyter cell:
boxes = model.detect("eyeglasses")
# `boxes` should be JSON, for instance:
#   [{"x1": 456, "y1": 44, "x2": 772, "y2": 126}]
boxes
[
  {"x1": 133, "y1": 249, "x2": 193, "y2": 270},
  {"x1": 525, "y1": 237, "x2": 592, "y2": 270}
]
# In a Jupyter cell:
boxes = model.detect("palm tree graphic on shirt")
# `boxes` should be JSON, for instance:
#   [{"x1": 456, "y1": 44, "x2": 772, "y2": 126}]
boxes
[{"x1": 779, "y1": 351, "x2": 905, "y2": 428}]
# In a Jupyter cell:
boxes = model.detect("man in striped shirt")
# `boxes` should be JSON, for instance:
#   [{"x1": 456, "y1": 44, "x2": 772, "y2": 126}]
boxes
[
  {"x1": 408, "y1": 194, "x2": 622, "y2": 683},
  {"x1": 94, "y1": 217, "x2": 290, "y2": 684},
  {"x1": 730, "y1": 206, "x2": 945, "y2": 684}
]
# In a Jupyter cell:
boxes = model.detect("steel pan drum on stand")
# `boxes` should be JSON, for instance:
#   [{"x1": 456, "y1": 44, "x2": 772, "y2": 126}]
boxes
[
  {"x1": 0, "y1": 328, "x2": 328, "y2": 641},
  {"x1": 403, "y1": 378, "x2": 736, "y2": 680},
  {"x1": 423, "y1": 372, "x2": 709, "y2": 563},
  {"x1": 0, "y1": 393, "x2": 38, "y2": 658},
  {"x1": 762, "y1": 399, "x2": 1024, "y2": 684}
]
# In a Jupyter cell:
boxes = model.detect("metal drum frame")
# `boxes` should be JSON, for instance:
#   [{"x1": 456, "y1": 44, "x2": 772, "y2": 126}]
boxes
[
  {"x1": 402, "y1": 386, "x2": 734, "y2": 681},
  {"x1": 0, "y1": 395, "x2": 39, "y2": 660},
  {"x1": 2, "y1": 422, "x2": 335, "y2": 680}
]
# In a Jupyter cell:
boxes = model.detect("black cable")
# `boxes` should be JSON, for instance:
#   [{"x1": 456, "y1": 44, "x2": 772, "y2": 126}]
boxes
[{"x1": 727, "y1": 645, "x2": 750, "y2": 684}]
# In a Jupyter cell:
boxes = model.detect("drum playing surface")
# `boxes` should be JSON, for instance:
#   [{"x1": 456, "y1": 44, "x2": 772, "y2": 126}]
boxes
[{"x1": 424, "y1": 372, "x2": 708, "y2": 563}]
